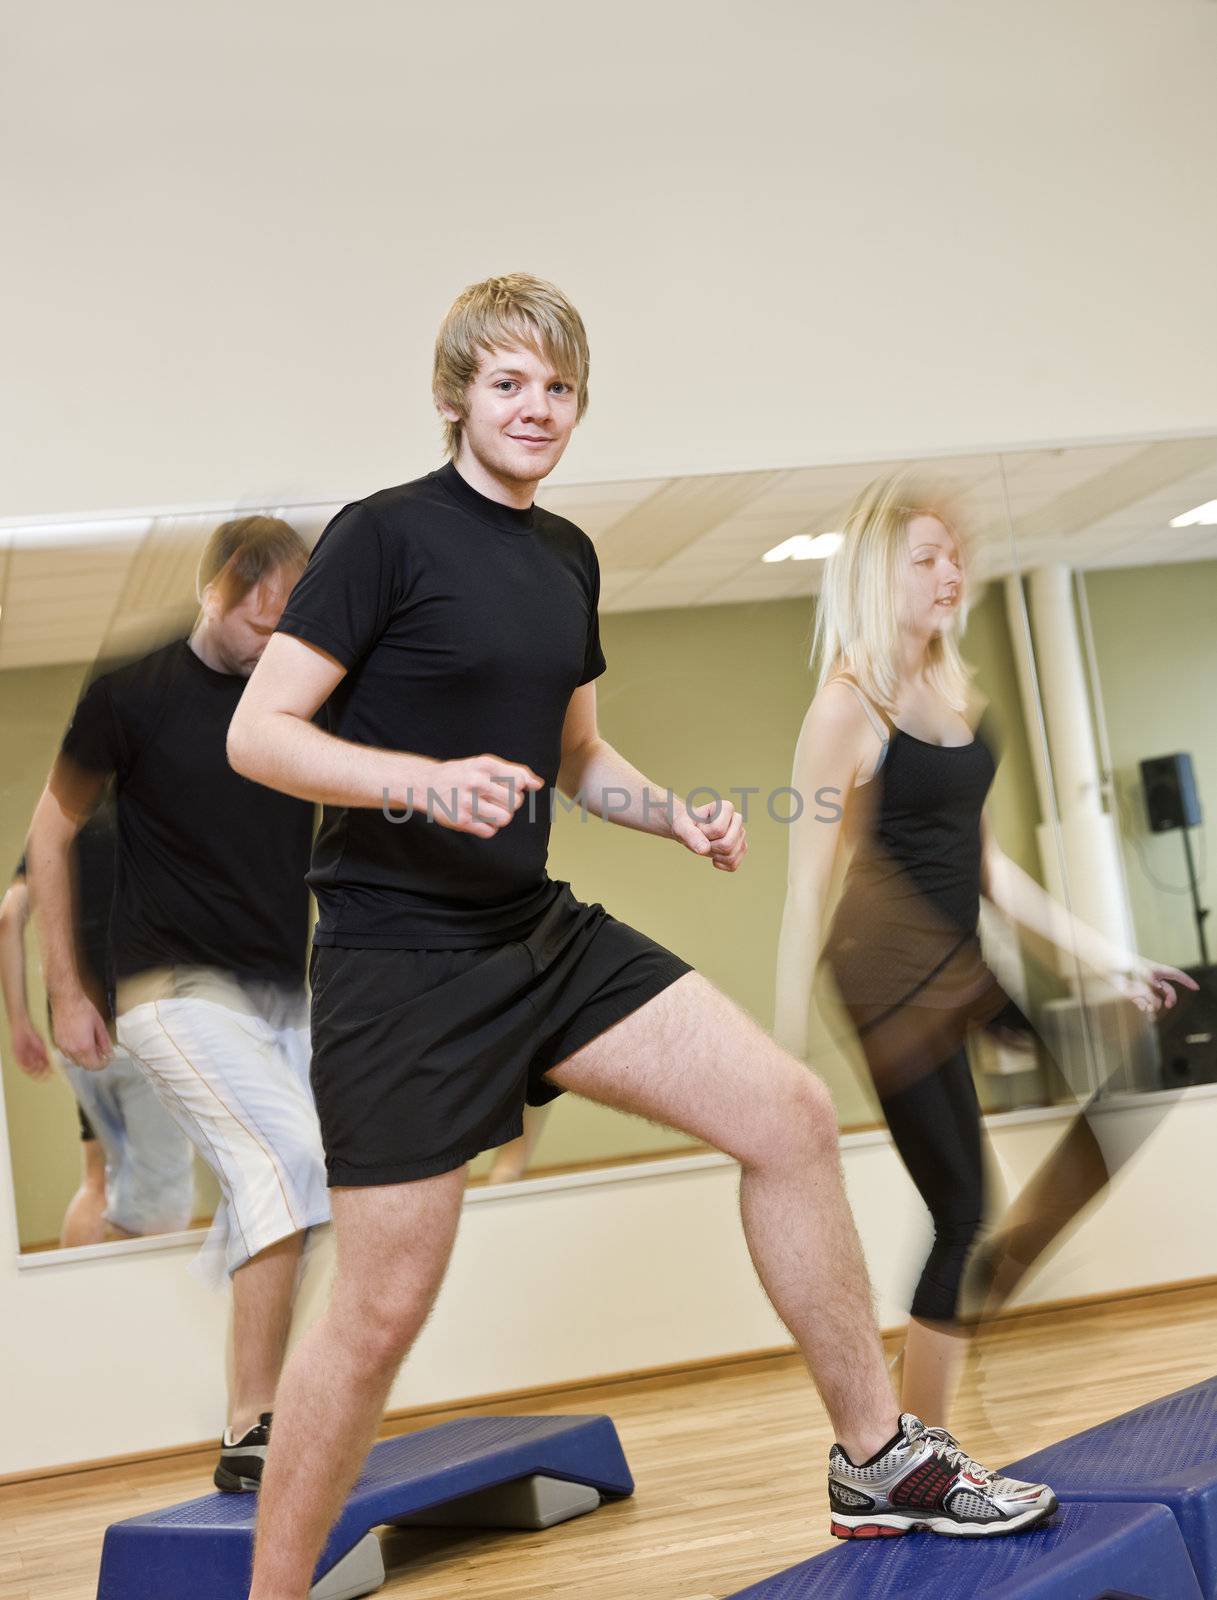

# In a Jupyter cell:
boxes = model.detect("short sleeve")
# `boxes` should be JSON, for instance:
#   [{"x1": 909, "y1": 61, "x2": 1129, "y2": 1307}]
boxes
[
  {"x1": 578, "y1": 543, "x2": 607, "y2": 686},
  {"x1": 61, "y1": 674, "x2": 128, "y2": 779},
  {"x1": 275, "y1": 502, "x2": 400, "y2": 670}
]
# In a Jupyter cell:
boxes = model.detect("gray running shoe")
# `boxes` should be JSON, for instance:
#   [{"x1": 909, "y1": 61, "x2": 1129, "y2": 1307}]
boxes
[{"x1": 828, "y1": 1413, "x2": 1057, "y2": 1538}]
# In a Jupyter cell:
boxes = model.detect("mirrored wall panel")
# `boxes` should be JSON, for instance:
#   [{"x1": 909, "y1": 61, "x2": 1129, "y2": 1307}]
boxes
[{"x1": 4, "y1": 434, "x2": 1214, "y2": 1258}]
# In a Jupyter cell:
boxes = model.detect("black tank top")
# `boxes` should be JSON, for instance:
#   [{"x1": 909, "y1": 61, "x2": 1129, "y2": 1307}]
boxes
[{"x1": 823, "y1": 684, "x2": 999, "y2": 1013}]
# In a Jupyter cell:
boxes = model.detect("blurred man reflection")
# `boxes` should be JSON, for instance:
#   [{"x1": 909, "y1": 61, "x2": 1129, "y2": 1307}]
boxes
[
  {"x1": 25, "y1": 515, "x2": 329, "y2": 1493},
  {"x1": 1, "y1": 801, "x2": 194, "y2": 1246}
]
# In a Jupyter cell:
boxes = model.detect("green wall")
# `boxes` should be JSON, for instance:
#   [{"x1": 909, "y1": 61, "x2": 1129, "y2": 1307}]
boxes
[
  {"x1": 1081, "y1": 560, "x2": 1217, "y2": 969},
  {"x1": 544, "y1": 579, "x2": 1043, "y2": 1134},
  {"x1": 1, "y1": 664, "x2": 95, "y2": 1248}
]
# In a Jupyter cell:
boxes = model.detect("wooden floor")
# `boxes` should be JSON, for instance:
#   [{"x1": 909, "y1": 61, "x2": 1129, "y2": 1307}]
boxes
[{"x1": 4, "y1": 1282, "x2": 1217, "y2": 1600}]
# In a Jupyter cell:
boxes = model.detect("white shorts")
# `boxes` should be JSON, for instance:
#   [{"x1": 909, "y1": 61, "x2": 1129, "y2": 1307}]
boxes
[
  {"x1": 116, "y1": 966, "x2": 331, "y2": 1279},
  {"x1": 61, "y1": 1045, "x2": 195, "y2": 1237}
]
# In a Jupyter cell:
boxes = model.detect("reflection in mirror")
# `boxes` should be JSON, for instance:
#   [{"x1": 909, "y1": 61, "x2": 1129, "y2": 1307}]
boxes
[
  {"x1": 4, "y1": 437, "x2": 1215, "y2": 1266},
  {"x1": 0, "y1": 509, "x2": 336, "y2": 1260},
  {"x1": 998, "y1": 437, "x2": 1217, "y2": 1104}
]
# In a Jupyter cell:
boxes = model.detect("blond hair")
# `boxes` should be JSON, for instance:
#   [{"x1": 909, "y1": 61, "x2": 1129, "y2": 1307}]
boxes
[
  {"x1": 433, "y1": 273, "x2": 590, "y2": 458},
  {"x1": 196, "y1": 515, "x2": 308, "y2": 613},
  {"x1": 811, "y1": 471, "x2": 973, "y2": 714}
]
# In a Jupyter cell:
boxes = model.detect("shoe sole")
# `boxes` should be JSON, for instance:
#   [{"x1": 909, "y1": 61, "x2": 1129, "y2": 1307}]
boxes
[
  {"x1": 832, "y1": 1493, "x2": 1058, "y2": 1540},
  {"x1": 214, "y1": 1466, "x2": 261, "y2": 1493}
]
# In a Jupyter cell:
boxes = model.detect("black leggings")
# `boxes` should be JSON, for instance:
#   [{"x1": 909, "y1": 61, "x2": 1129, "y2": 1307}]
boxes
[
  {"x1": 864, "y1": 995, "x2": 1121, "y2": 1325},
  {"x1": 880, "y1": 1048, "x2": 984, "y2": 1323}
]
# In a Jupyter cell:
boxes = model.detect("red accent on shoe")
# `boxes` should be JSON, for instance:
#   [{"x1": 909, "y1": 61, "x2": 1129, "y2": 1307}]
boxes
[
  {"x1": 832, "y1": 1520, "x2": 906, "y2": 1539},
  {"x1": 889, "y1": 1456, "x2": 957, "y2": 1510}
]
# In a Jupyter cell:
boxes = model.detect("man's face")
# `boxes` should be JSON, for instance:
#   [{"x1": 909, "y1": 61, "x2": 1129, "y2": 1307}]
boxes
[
  {"x1": 448, "y1": 344, "x2": 579, "y2": 488},
  {"x1": 207, "y1": 566, "x2": 301, "y2": 677}
]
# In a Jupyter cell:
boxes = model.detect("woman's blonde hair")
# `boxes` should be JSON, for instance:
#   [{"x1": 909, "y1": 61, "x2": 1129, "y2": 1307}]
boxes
[
  {"x1": 433, "y1": 273, "x2": 590, "y2": 459},
  {"x1": 811, "y1": 471, "x2": 973, "y2": 714}
]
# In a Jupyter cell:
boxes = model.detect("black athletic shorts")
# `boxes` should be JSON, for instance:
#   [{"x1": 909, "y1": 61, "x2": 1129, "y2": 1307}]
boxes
[{"x1": 308, "y1": 882, "x2": 693, "y2": 1186}]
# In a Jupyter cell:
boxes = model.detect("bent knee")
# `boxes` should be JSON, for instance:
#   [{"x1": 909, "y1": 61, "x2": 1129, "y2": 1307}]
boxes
[
  {"x1": 739, "y1": 1061, "x2": 839, "y2": 1168},
  {"x1": 335, "y1": 1295, "x2": 417, "y2": 1373}
]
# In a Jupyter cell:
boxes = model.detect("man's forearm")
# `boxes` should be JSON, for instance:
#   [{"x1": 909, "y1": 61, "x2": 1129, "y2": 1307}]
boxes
[
  {"x1": 229, "y1": 710, "x2": 438, "y2": 810},
  {"x1": 557, "y1": 737, "x2": 680, "y2": 837}
]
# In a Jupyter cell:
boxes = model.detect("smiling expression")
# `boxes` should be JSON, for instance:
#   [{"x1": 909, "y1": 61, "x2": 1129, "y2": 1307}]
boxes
[{"x1": 442, "y1": 343, "x2": 580, "y2": 491}]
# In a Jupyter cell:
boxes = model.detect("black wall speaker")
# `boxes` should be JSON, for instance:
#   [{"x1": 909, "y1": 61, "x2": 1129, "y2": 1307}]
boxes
[{"x1": 1140, "y1": 752, "x2": 1202, "y2": 833}]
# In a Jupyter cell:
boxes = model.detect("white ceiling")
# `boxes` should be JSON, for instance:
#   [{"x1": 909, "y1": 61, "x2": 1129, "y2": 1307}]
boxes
[{"x1": 1, "y1": 438, "x2": 1216, "y2": 671}]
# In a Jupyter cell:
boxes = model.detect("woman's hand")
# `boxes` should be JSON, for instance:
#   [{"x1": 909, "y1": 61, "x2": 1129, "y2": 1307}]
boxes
[{"x1": 1109, "y1": 957, "x2": 1200, "y2": 1015}]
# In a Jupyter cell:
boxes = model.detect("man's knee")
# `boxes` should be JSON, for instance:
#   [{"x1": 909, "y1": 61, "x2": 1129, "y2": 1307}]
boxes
[
  {"x1": 333, "y1": 1289, "x2": 419, "y2": 1375},
  {"x1": 793, "y1": 1071, "x2": 840, "y2": 1160},
  {"x1": 742, "y1": 1061, "x2": 839, "y2": 1168}
]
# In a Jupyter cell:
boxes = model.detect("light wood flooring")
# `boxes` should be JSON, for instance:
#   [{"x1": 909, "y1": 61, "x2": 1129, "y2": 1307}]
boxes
[{"x1": 4, "y1": 1282, "x2": 1216, "y2": 1599}]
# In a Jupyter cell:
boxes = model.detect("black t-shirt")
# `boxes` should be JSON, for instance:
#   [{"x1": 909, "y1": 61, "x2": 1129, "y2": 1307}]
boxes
[
  {"x1": 60, "y1": 639, "x2": 315, "y2": 983},
  {"x1": 16, "y1": 803, "x2": 118, "y2": 1022},
  {"x1": 275, "y1": 462, "x2": 607, "y2": 948}
]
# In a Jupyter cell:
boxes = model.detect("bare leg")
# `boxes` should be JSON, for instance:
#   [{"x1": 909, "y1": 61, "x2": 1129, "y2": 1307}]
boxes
[
  {"x1": 487, "y1": 1103, "x2": 550, "y2": 1183},
  {"x1": 900, "y1": 1317, "x2": 968, "y2": 1425},
  {"x1": 59, "y1": 1139, "x2": 108, "y2": 1247},
  {"x1": 229, "y1": 1231, "x2": 307, "y2": 1438},
  {"x1": 547, "y1": 973, "x2": 899, "y2": 1462},
  {"x1": 249, "y1": 1170, "x2": 467, "y2": 1600}
]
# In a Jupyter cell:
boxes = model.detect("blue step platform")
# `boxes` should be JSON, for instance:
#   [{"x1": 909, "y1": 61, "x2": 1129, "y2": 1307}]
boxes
[
  {"x1": 1006, "y1": 1376, "x2": 1217, "y2": 1597},
  {"x1": 722, "y1": 1501, "x2": 1202, "y2": 1600},
  {"x1": 96, "y1": 1413, "x2": 633, "y2": 1600}
]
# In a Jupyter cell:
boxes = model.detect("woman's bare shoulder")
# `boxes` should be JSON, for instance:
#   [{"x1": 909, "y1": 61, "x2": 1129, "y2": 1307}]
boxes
[{"x1": 812, "y1": 675, "x2": 890, "y2": 739}]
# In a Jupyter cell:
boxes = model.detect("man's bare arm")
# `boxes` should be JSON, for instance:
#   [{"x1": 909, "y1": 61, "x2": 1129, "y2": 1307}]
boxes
[
  {"x1": 229, "y1": 634, "x2": 434, "y2": 807},
  {"x1": 229, "y1": 633, "x2": 543, "y2": 836},
  {"x1": 557, "y1": 681, "x2": 744, "y2": 868},
  {"x1": 27, "y1": 761, "x2": 112, "y2": 1067},
  {"x1": 557, "y1": 683, "x2": 681, "y2": 837}
]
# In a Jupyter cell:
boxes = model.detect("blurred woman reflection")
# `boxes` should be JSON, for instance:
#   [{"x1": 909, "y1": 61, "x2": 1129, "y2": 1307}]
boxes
[{"x1": 774, "y1": 472, "x2": 1195, "y2": 1425}]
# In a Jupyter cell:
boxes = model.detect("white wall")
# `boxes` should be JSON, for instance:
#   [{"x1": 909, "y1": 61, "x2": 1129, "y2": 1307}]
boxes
[
  {"x1": 2, "y1": 1, "x2": 1215, "y2": 520},
  {"x1": 5, "y1": 1089, "x2": 1216, "y2": 1479}
]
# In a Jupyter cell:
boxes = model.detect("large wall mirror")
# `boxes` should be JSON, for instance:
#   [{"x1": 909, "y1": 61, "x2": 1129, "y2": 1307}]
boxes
[{"x1": 4, "y1": 434, "x2": 1215, "y2": 1258}]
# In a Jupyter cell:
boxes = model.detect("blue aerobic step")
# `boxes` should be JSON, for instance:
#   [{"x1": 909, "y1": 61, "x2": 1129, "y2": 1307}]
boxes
[
  {"x1": 1006, "y1": 1376, "x2": 1217, "y2": 1597},
  {"x1": 722, "y1": 1501, "x2": 1202, "y2": 1600},
  {"x1": 96, "y1": 1414, "x2": 633, "y2": 1600}
]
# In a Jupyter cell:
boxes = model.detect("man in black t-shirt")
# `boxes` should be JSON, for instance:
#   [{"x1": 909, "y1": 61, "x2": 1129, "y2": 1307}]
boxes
[
  {"x1": 231, "y1": 276, "x2": 1049, "y2": 1595},
  {"x1": 25, "y1": 517, "x2": 330, "y2": 1493},
  {"x1": 2, "y1": 803, "x2": 193, "y2": 1246}
]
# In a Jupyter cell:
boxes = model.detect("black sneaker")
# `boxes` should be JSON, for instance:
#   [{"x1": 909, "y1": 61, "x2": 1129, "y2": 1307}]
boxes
[
  {"x1": 828, "y1": 1413, "x2": 1057, "y2": 1538},
  {"x1": 214, "y1": 1412, "x2": 272, "y2": 1493}
]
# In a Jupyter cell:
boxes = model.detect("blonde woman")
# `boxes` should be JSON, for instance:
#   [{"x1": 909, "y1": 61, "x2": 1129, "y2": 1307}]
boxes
[{"x1": 775, "y1": 472, "x2": 1194, "y2": 1426}]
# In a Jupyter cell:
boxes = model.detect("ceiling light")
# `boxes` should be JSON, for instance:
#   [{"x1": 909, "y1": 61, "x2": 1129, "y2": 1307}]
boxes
[
  {"x1": 762, "y1": 531, "x2": 843, "y2": 563},
  {"x1": 1169, "y1": 500, "x2": 1217, "y2": 528}
]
